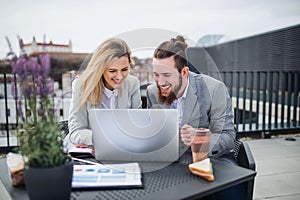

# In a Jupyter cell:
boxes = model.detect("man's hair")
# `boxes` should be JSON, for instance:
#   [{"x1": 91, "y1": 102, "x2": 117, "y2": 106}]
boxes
[{"x1": 153, "y1": 35, "x2": 188, "y2": 72}]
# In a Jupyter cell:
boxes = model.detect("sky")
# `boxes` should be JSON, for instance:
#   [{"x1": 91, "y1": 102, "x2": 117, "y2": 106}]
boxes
[{"x1": 0, "y1": 0, "x2": 300, "y2": 59}]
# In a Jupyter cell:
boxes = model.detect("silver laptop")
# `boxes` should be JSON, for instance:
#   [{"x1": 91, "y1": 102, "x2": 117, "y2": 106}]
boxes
[{"x1": 89, "y1": 109, "x2": 179, "y2": 162}]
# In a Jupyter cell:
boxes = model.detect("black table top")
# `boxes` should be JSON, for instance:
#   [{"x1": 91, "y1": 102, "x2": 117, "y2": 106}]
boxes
[{"x1": 0, "y1": 153, "x2": 256, "y2": 200}]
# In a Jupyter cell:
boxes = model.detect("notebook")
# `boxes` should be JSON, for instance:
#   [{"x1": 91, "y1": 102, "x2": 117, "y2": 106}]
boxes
[{"x1": 89, "y1": 109, "x2": 179, "y2": 163}]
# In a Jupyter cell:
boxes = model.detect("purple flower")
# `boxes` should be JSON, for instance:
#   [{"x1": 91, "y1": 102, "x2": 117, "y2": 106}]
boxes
[
  {"x1": 10, "y1": 53, "x2": 55, "y2": 123},
  {"x1": 29, "y1": 57, "x2": 40, "y2": 76},
  {"x1": 39, "y1": 54, "x2": 50, "y2": 75},
  {"x1": 48, "y1": 79, "x2": 55, "y2": 97}
]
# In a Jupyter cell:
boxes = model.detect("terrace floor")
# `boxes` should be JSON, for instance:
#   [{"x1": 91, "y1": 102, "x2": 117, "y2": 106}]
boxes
[{"x1": 246, "y1": 136, "x2": 300, "y2": 200}]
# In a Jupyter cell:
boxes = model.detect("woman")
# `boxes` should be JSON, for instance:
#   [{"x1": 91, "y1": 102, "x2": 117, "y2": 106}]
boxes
[{"x1": 65, "y1": 38, "x2": 142, "y2": 148}]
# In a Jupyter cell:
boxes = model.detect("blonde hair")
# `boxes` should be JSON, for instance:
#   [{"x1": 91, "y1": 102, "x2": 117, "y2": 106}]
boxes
[{"x1": 79, "y1": 38, "x2": 133, "y2": 108}]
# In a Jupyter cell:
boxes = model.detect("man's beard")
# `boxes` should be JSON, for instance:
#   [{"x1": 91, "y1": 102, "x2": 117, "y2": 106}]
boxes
[{"x1": 157, "y1": 76, "x2": 183, "y2": 106}]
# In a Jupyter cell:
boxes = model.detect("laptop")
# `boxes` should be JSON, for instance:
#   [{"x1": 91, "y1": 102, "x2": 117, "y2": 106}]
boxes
[{"x1": 89, "y1": 109, "x2": 179, "y2": 163}]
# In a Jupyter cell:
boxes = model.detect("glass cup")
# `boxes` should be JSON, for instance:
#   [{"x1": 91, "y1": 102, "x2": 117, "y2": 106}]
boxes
[{"x1": 190, "y1": 128, "x2": 210, "y2": 163}]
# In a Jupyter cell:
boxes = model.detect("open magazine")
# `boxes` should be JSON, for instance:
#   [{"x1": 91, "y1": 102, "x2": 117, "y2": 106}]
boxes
[{"x1": 71, "y1": 158, "x2": 142, "y2": 188}]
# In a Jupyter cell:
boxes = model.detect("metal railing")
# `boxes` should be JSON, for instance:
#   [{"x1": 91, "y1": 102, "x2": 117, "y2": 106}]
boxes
[
  {"x1": 210, "y1": 70, "x2": 300, "y2": 136},
  {"x1": 1, "y1": 70, "x2": 300, "y2": 152}
]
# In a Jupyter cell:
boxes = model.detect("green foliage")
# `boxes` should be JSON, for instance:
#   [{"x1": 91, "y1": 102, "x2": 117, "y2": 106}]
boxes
[{"x1": 19, "y1": 120, "x2": 69, "y2": 168}]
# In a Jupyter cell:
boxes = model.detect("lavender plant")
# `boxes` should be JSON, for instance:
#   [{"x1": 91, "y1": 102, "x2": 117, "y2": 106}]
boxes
[{"x1": 11, "y1": 54, "x2": 69, "y2": 168}]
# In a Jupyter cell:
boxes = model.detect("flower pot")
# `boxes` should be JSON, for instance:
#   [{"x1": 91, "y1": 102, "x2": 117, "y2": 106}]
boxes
[{"x1": 24, "y1": 161, "x2": 73, "y2": 200}]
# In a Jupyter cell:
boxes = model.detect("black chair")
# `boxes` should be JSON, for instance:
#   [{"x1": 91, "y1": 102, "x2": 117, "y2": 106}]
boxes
[
  {"x1": 59, "y1": 120, "x2": 69, "y2": 139},
  {"x1": 233, "y1": 139, "x2": 256, "y2": 200},
  {"x1": 140, "y1": 83, "x2": 151, "y2": 108}
]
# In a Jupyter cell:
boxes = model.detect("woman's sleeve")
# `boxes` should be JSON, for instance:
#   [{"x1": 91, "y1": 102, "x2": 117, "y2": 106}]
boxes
[{"x1": 64, "y1": 79, "x2": 92, "y2": 148}]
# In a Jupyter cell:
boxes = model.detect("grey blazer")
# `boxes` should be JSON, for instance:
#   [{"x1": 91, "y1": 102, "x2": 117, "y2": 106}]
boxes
[
  {"x1": 146, "y1": 72, "x2": 236, "y2": 158},
  {"x1": 65, "y1": 74, "x2": 142, "y2": 146}
]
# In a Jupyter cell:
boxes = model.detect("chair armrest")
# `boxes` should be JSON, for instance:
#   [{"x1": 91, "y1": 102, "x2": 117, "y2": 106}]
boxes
[{"x1": 239, "y1": 140, "x2": 256, "y2": 171}]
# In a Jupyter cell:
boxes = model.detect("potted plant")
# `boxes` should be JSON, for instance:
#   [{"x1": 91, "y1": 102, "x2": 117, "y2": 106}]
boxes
[{"x1": 11, "y1": 53, "x2": 73, "y2": 200}]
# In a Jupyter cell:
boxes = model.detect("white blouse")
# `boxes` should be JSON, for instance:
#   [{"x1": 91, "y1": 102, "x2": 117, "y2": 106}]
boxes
[{"x1": 101, "y1": 86, "x2": 119, "y2": 109}]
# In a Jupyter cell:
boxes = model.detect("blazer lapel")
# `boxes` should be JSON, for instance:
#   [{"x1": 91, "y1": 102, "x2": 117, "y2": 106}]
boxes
[{"x1": 181, "y1": 77, "x2": 198, "y2": 127}]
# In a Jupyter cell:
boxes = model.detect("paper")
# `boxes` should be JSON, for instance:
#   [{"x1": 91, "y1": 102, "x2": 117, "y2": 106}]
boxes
[
  {"x1": 68, "y1": 147, "x2": 93, "y2": 154},
  {"x1": 72, "y1": 162, "x2": 142, "y2": 188}
]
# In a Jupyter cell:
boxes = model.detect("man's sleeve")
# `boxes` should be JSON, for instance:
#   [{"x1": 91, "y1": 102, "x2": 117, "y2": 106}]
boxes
[{"x1": 208, "y1": 81, "x2": 236, "y2": 158}]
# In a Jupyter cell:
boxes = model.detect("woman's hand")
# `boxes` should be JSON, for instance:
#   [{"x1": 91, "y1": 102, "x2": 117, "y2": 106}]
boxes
[{"x1": 180, "y1": 124, "x2": 193, "y2": 146}]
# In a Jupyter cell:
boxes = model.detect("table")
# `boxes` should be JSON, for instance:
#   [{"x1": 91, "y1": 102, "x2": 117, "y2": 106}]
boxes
[{"x1": 0, "y1": 153, "x2": 256, "y2": 200}]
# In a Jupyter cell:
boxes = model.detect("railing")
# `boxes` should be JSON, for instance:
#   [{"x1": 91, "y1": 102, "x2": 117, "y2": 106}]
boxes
[
  {"x1": 0, "y1": 72, "x2": 74, "y2": 152},
  {"x1": 209, "y1": 70, "x2": 300, "y2": 136},
  {"x1": 1, "y1": 70, "x2": 300, "y2": 152}
]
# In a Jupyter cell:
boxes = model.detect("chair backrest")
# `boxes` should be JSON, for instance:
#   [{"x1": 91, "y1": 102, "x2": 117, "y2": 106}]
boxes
[
  {"x1": 234, "y1": 139, "x2": 256, "y2": 171},
  {"x1": 59, "y1": 120, "x2": 69, "y2": 139}
]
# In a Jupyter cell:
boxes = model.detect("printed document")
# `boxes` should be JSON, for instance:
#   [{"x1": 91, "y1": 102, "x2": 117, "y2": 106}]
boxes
[{"x1": 72, "y1": 162, "x2": 142, "y2": 188}]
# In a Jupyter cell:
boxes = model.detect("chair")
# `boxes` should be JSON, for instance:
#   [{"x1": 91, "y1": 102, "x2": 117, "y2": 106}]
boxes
[
  {"x1": 233, "y1": 139, "x2": 256, "y2": 200},
  {"x1": 140, "y1": 83, "x2": 151, "y2": 108},
  {"x1": 59, "y1": 120, "x2": 69, "y2": 139},
  {"x1": 234, "y1": 140, "x2": 256, "y2": 170}
]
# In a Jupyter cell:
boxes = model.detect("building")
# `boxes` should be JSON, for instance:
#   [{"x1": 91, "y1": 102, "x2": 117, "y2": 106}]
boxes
[{"x1": 20, "y1": 37, "x2": 72, "y2": 55}]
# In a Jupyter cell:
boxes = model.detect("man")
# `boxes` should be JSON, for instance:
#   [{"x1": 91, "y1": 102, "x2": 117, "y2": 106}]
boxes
[{"x1": 146, "y1": 35, "x2": 236, "y2": 159}]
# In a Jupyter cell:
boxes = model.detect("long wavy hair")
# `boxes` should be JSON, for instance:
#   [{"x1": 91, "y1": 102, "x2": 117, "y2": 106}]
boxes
[{"x1": 79, "y1": 38, "x2": 133, "y2": 108}]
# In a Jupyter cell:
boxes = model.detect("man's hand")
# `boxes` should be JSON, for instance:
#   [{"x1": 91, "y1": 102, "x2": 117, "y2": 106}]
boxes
[{"x1": 180, "y1": 124, "x2": 193, "y2": 146}]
